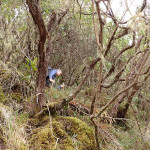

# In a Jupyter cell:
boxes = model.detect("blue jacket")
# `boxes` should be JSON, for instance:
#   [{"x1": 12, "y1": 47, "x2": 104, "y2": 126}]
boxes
[
  {"x1": 49, "y1": 69, "x2": 57, "y2": 80},
  {"x1": 48, "y1": 69, "x2": 62, "y2": 89}
]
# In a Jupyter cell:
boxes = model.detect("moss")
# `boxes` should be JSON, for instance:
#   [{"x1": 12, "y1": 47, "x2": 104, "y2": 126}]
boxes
[
  {"x1": 30, "y1": 119, "x2": 73, "y2": 150},
  {"x1": 44, "y1": 102, "x2": 59, "y2": 109},
  {"x1": 0, "y1": 86, "x2": 6, "y2": 102},
  {"x1": 41, "y1": 115, "x2": 50, "y2": 123},
  {"x1": 0, "y1": 127, "x2": 7, "y2": 149},
  {"x1": 20, "y1": 143, "x2": 28, "y2": 150},
  {"x1": 28, "y1": 118, "x2": 40, "y2": 127},
  {"x1": 29, "y1": 116, "x2": 97, "y2": 150},
  {"x1": 11, "y1": 92, "x2": 22, "y2": 102},
  {"x1": 58, "y1": 116, "x2": 96, "y2": 150},
  {"x1": 0, "y1": 69, "x2": 10, "y2": 79},
  {"x1": 30, "y1": 126, "x2": 55, "y2": 149}
]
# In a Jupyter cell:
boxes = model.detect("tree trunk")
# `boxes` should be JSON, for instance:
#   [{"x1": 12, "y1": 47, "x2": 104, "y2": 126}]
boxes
[
  {"x1": 26, "y1": 0, "x2": 47, "y2": 111},
  {"x1": 26, "y1": 0, "x2": 68, "y2": 112}
]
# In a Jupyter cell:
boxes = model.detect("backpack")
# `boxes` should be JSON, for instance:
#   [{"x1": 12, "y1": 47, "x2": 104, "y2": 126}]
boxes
[{"x1": 46, "y1": 66, "x2": 52, "y2": 76}]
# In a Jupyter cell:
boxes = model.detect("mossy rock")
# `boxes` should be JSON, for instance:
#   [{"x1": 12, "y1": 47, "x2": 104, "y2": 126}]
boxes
[
  {"x1": 58, "y1": 116, "x2": 96, "y2": 150},
  {"x1": 29, "y1": 116, "x2": 97, "y2": 150}
]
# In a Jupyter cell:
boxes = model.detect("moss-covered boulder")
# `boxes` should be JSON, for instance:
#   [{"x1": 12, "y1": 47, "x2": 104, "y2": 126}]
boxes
[{"x1": 29, "y1": 116, "x2": 97, "y2": 150}]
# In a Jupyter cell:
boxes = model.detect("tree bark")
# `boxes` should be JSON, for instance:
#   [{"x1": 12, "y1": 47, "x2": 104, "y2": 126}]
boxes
[{"x1": 26, "y1": 0, "x2": 47, "y2": 111}]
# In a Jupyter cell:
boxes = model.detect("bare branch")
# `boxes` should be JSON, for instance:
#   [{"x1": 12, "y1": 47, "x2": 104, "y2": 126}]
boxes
[
  {"x1": 114, "y1": 28, "x2": 129, "y2": 40},
  {"x1": 138, "y1": 0, "x2": 147, "y2": 12},
  {"x1": 104, "y1": 26, "x2": 118, "y2": 56},
  {"x1": 92, "y1": 49, "x2": 150, "y2": 119},
  {"x1": 114, "y1": 32, "x2": 135, "y2": 60},
  {"x1": 95, "y1": 1, "x2": 104, "y2": 46},
  {"x1": 101, "y1": 68, "x2": 125, "y2": 88},
  {"x1": 47, "y1": 12, "x2": 57, "y2": 33}
]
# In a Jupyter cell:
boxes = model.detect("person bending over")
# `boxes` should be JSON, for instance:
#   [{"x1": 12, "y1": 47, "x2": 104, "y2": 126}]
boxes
[{"x1": 46, "y1": 68, "x2": 64, "y2": 89}]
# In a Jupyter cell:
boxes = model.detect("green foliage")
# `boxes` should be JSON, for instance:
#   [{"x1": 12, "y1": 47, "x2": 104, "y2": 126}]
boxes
[
  {"x1": 22, "y1": 57, "x2": 37, "y2": 80},
  {"x1": 25, "y1": 57, "x2": 37, "y2": 71},
  {"x1": 18, "y1": 25, "x2": 27, "y2": 32}
]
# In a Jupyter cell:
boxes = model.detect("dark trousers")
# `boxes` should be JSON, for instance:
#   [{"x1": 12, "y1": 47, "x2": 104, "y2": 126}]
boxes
[{"x1": 46, "y1": 76, "x2": 52, "y2": 87}]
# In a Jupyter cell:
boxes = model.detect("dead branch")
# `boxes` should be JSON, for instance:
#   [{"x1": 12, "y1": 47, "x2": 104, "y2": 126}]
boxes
[{"x1": 69, "y1": 102, "x2": 90, "y2": 115}]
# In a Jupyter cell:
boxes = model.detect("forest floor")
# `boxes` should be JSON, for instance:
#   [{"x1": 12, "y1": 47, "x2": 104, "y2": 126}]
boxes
[{"x1": 0, "y1": 74, "x2": 150, "y2": 150}]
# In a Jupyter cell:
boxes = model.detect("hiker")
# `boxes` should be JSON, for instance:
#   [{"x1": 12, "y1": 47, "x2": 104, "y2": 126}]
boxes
[{"x1": 46, "y1": 68, "x2": 64, "y2": 89}]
